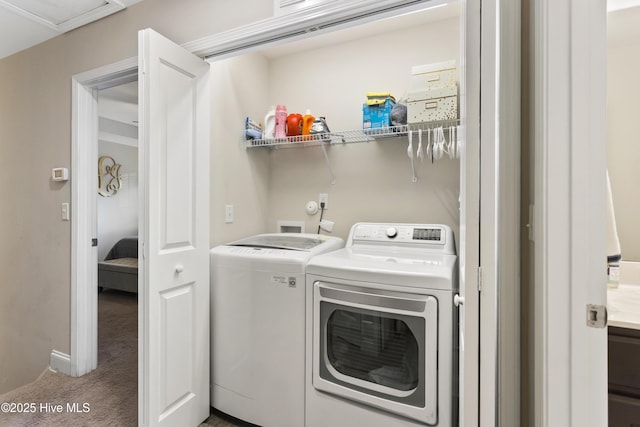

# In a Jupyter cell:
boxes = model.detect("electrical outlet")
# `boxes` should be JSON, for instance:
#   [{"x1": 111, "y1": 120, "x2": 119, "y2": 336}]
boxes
[
  {"x1": 225, "y1": 205, "x2": 234, "y2": 223},
  {"x1": 319, "y1": 193, "x2": 329, "y2": 209}
]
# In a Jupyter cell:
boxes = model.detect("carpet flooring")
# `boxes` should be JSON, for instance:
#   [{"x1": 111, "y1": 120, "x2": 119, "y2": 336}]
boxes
[{"x1": 0, "y1": 290, "x2": 247, "y2": 427}]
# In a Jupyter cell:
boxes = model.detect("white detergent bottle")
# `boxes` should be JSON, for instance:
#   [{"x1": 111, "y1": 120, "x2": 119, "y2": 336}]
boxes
[{"x1": 264, "y1": 105, "x2": 276, "y2": 140}]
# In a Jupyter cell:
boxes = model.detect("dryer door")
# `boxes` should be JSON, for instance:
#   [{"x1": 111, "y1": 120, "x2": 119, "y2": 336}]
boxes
[{"x1": 312, "y1": 281, "x2": 438, "y2": 425}]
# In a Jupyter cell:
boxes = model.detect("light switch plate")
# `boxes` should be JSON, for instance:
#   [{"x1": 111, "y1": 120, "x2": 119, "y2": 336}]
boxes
[
  {"x1": 225, "y1": 205, "x2": 234, "y2": 223},
  {"x1": 61, "y1": 203, "x2": 70, "y2": 221}
]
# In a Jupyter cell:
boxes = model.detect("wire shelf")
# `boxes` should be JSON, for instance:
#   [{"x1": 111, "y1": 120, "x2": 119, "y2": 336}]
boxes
[{"x1": 244, "y1": 119, "x2": 460, "y2": 148}]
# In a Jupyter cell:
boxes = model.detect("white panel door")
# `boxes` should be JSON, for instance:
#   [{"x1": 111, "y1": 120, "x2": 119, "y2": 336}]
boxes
[{"x1": 138, "y1": 28, "x2": 210, "y2": 427}]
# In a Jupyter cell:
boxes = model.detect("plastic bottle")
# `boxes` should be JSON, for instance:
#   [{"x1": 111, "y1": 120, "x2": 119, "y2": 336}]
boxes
[
  {"x1": 302, "y1": 109, "x2": 315, "y2": 141},
  {"x1": 286, "y1": 113, "x2": 303, "y2": 137},
  {"x1": 607, "y1": 254, "x2": 621, "y2": 289},
  {"x1": 274, "y1": 105, "x2": 288, "y2": 139},
  {"x1": 263, "y1": 105, "x2": 276, "y2": 140}
]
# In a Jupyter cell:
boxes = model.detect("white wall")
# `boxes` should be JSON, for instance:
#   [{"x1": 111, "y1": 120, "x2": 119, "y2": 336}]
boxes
[
  {"x1": 211, "y1": 16, "x2": 461, "y2": 244},
  {"x1": 607, "y1": 7, "x2": 640, "y2": 261},
  {"x1": 97, "y1": 141, "x2": 138, "y2": 261}
]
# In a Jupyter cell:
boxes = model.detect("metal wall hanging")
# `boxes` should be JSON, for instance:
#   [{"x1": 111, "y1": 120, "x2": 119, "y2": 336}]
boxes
[{"x1": 98, "y1": 155, "x2": 122, "y2": 197}]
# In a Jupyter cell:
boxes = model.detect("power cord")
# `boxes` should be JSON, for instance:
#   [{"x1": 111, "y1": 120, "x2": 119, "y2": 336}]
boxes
[{"x1": 317, "y1": 202, "x2": 326, "y2": 234}]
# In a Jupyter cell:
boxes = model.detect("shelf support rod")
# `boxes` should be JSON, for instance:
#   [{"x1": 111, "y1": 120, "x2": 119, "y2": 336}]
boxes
[{"x1": 320, "y1": 143, "x2": 336, "y2": 185}]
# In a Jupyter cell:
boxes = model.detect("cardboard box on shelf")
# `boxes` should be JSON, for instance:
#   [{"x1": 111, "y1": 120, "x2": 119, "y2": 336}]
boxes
[
  {"x1": 410, "y1": 60, "x2": 457, "y2": 91},
  {"x1": 407, "y1": 86, "x2": 458, "y2": 123}
]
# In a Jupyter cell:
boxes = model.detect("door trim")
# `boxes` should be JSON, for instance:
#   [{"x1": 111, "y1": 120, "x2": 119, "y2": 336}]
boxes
[
  {"x1": 183, "y1": 0, "x2": 449, "y2": 60},
  {"x1": 478, "y1": 0, "x2": 522, "y2": 425},
  {"x1": 532, "y1": 0, "x2": 607, "y2": 424},
  {"x1": 70, "y1": 57, "x2": 137, "y2": 377}
]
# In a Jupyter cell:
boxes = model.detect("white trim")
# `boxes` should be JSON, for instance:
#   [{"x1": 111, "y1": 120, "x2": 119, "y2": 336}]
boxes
[
  {"x1": 533, "y1": 0, "x2": 608, "y2": 424},
  {"x1": 183, "y1": 0, "x2": 448, "y2": 60},
  {"x1": 459, "y1": 0, "x2": 480, "y2": 425},
  {"x1": 71, "y1": 57, "x2": 137, "y2": 378},
  {"x1": 568, "y1": 0, "x2": 608, "y2": 424},
  {"x1": 49, "y1": 350, "x2": 71, "y2": 375},
  {"x1": 478, "y1": 0, "x2": 521, "y2": 425},
  {"x1": 478, "y1": 0, "x2": 499, "y2": 422},
  {"x1": 497, "y1": 0, "x2": 521, "y2": 425}
]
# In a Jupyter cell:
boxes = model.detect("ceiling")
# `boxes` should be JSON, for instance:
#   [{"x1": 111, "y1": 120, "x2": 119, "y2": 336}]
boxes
[
  {"x1": 99, "y1": 80, "x2": 138, "y2": 147},
  {"x1": 0, "y1": 0, "x2": 142, "y2": 60}
]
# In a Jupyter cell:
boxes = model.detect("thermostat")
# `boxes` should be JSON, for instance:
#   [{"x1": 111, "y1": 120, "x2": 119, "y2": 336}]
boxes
[{"x1": 52, "y1": 168, "x2": 69, "y2": 181}]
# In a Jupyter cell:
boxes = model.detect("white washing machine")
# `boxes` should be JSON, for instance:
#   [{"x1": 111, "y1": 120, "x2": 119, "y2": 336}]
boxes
[
  {"x1": 305, "y1": 223, "x2": 459, "y2": 427},
  {"x1": 210, "y1": 233, "x2": 344, "y2": 427}
]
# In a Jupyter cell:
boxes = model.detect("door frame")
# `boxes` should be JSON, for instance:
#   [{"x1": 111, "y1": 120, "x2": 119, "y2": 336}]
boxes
[
  {"x1": 477, "y1": 0, "x2": 522, "y2": 425},
  {"x1": 532, "y1": 0, "x2": 608, "y2": 424},
  {"x1": 70, "y1": 57, "x2": 137, "y2": 376}
]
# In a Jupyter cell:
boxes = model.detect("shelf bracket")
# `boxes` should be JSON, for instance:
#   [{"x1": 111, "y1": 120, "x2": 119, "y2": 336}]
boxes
[{"x1": 320, "y1": 143, "x2": 336, "y2": 185}]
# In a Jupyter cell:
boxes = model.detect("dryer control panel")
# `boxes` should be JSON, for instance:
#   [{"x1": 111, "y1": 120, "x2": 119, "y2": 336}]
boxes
[{"x1": 347, "y1": 223, "x2": 456, "y2": 254}]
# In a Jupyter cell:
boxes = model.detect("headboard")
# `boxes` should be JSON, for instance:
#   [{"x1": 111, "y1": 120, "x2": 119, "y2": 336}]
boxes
[{"x1": 104, "y1": 236, "x2": 138, "y2": 260}]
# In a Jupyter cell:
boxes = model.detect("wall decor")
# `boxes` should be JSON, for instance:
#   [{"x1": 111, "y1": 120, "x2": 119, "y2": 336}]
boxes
[{"x1": 98, "y1": 155, "x2": 122, "y2": 197}]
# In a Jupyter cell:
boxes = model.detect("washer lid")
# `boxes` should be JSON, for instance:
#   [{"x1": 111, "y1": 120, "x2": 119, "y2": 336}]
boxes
[{"x1": 229, "y1": 233, "x2": 335, "y2": 251}]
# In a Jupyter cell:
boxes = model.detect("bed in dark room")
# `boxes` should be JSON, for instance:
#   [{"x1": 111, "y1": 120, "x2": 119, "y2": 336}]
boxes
[{"x1": 98, "y1": 236, "x2": 138, "y2": 293}]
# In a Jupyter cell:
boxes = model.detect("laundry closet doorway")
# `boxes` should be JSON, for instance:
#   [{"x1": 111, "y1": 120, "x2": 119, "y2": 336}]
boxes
[{"x1": 71, "y1": 2, "x2": 487, "y2": 426}]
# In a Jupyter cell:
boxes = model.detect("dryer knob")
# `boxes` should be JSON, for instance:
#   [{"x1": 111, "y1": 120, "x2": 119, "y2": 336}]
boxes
[
  {"x1": 454, "y1": 294, "x2": 465, "y2": 307},
  {"x1": 385, "y1": 227, "x2": 398, "y2": 238}
]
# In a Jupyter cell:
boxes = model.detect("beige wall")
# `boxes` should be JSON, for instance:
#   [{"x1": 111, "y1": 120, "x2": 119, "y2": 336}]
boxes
[
  {"x1": 607, "y1": 8, "x2": 640, "y2": 261},
  {"x1": 0, "y1": 0, "x2": 272, "y2": 394},
  {"x1": 210, "y1": 52, "x2": 272, "y2": 244},
  {"x1": 266, "y1": 18, "x2": 460, "y2": 241}
]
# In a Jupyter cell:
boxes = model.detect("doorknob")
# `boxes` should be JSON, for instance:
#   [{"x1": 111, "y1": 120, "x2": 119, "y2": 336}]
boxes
[{"x1": 175, "y1": 265, "x2": 184, "y2": 274}]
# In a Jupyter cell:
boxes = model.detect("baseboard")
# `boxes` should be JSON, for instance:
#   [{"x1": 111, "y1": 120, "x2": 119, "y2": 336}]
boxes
[{"x1": 49, "y1": 350, "x2": 71, "y2": 375}]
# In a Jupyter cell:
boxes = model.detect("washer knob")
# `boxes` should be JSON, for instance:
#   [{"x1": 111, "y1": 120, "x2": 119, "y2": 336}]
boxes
[{"x1": 385, "y1": 227, "x2": 398, "y2": 238}]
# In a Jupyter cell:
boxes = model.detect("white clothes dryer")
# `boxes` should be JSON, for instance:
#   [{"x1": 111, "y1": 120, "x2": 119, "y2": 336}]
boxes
[
  {"x1": 210, "y1": 233, "x2": 344, "y2": 427},
  {"x1": 305, "y1": 223, "x2": 459, "y2": 427}
]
